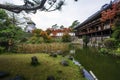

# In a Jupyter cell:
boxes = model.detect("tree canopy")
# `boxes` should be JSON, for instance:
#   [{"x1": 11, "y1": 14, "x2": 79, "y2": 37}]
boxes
[
  {"x1": 0, "y1": 9, "x2": 24, "y2": 51},
  {"x1": 69, "y1": 20, "x2": 80, "y2": 29},
  {"x1": 0, "y1": 0, "x2": 78, "y2": 13}
]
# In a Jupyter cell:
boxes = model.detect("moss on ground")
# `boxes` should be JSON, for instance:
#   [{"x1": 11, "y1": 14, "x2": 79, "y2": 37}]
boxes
[{"x1": 0, "y1": 53, "x2": 85, "y2": 80}]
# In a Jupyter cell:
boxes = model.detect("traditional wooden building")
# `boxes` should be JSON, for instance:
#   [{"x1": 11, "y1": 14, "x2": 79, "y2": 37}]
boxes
[{"x1": 74, "y1": 0, "x2": 120, "y2": 46}]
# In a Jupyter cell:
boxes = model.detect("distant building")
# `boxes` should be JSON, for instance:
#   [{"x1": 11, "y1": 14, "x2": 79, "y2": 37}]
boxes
[
  {"x1": 48, "y1": 28, "x2": 75, "y2": 40},
  {"x1": 25, "y1": 21, "x2": 36, "y2": 33},
  {"x1": 50, "y1": 32, "x2": 75, "y2": 37},
  {"x1": 74, "y1": 0, "x2": 120, "y2": 46}
]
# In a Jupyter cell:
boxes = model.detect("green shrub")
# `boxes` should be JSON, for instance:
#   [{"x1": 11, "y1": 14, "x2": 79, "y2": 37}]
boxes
[
  {"x1": 116, "y1": 48, "x2": 120, "y2": 53},
  {"x1": 109, "y1": 48, "x2": 120, "y2": 56},
  {"x1": 54, "y1": 38, "x2": 62, "y2": 42},
  {"x1": 99, "y1": 48, "x2": 109, "y2": 54},
  {"x1": 82, "y1": 35, "x2": 89, "y2": 47},
  {"x1": 44, "y1": 36, "x2": 53, "y2": 43},
  {"x1": 69, "y1": 43, "x2": 75, "y2": 49},
  {"x1": 103, "y1": 38, "x2": 117, "y2": 49},
  {"x1": 98, "y1": 41, "x2": 103, "y2": 47},
  {"x1": 27, "y1": 37, "x2": 44, "y2": 44},
  {"x1": 36, "y1": 37, "x2": 44, "y2": 43},
  {"x1": 27, "y1": 36, "x2": 37, "y2": 44},
  {"x1": 0, "y1": 46, "x2": 5, "y2": 53},
  {"x1": 112, "y1": 30, "x2": 120, "y2": 40},
  {"x1": 112, "y1": 18, "x2": 120, "y2": 41},
  {"x1": 62, "y1": 33, "x2": 71, "y2": 42}
]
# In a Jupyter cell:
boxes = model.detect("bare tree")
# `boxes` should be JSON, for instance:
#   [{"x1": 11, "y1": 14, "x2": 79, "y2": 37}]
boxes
[{"x1": 0, "y1": 0, "x2": 78, "y2": 13}]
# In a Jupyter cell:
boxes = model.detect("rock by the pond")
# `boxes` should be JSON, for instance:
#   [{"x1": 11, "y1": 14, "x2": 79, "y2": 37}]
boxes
[
  {"x1": 68, "y1": 56, "x2": 73, "y2": 60},
  {"x1": 73, "y1": 59, "x2": 81, "y2": 66},
  {"x1": 0, "y1": 71, "x2": 9, "y2": 78},
  {"x1": 47, "y1": 75, "x2": 55, "y2": 80},
  {"x1": 60, "y1": 60, "x2": 69, "y2": 66},
  {"x1": 31, "y1": 56, "x2": 39, "y2": 65},
  {"x1": 10, "y1": 75, "x2": 24, "y2": 80},
  {"x1": 49, "y1": 53, "x2": 57, "y2": 57}
]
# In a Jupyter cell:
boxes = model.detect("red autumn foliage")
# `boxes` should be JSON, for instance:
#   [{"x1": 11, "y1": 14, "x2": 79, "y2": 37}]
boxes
[
  {"x1": 40, "y1": 31, "x2": 48, "y2": 38},
  {"x1": 100, "y1": 11, "x2": 108, "y2": 22},
  {"x1": 46, "y1": 28, "x2": 72, "y2": 37},
  {"x1": 100, "y1": 1, "x2": 120, "y2": 22}
]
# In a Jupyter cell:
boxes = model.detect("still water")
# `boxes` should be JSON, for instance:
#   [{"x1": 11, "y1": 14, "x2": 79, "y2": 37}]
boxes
[{"x1": 74, "y1": 47, "x2": 120, "y2": 80}]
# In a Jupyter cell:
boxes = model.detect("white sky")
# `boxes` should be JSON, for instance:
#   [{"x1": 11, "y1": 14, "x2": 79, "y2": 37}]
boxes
[{"x1": 0, "y1": 0, "x2": 112, "y2": 30}]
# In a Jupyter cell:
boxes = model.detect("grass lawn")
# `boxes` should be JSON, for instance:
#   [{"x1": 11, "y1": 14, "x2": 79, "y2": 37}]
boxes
[{"x1": 0, "y1": 53, "x2": 85, "y2": 80}]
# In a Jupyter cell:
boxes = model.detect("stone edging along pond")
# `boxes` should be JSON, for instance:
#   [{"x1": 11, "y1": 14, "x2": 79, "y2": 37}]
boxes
[
  {"x1": 69, "y1": 49, "x2": 98, "y2": 80},
  {"x1": 72, "y1": 57, "x2": 98, "y2": 80}
]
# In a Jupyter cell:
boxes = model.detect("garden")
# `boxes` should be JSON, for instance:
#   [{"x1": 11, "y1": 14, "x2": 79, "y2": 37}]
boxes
[
  {"x1": 0, "y1": 53, "x2": 85, "y2": 80},
  {"x1": 0, "y1": 1, "x2": 120, "y2": 80},
  {"x1": 0, "y1": 9, "x2": 86, "y2": 80}
]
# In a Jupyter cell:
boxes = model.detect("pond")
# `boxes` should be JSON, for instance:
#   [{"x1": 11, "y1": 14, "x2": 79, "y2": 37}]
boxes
[{"x1": 74, "y1": 47, "x2": 120, "y2": 80}]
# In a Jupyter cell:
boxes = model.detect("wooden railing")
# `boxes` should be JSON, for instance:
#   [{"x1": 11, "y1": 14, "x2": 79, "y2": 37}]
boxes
[{"x1": 78, "y1": 28, "x2": 111, "y2": 35}]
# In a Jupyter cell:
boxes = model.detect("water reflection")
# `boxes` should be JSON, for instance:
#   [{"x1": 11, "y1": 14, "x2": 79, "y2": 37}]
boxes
[{"x1": 74, "y1": 47, "x2": 120, "y2": 80}]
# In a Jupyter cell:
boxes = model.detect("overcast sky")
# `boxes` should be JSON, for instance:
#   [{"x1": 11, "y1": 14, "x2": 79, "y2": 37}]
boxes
[{"x1": 1, "y1": 0, "x2": 112, "y2": 30}]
